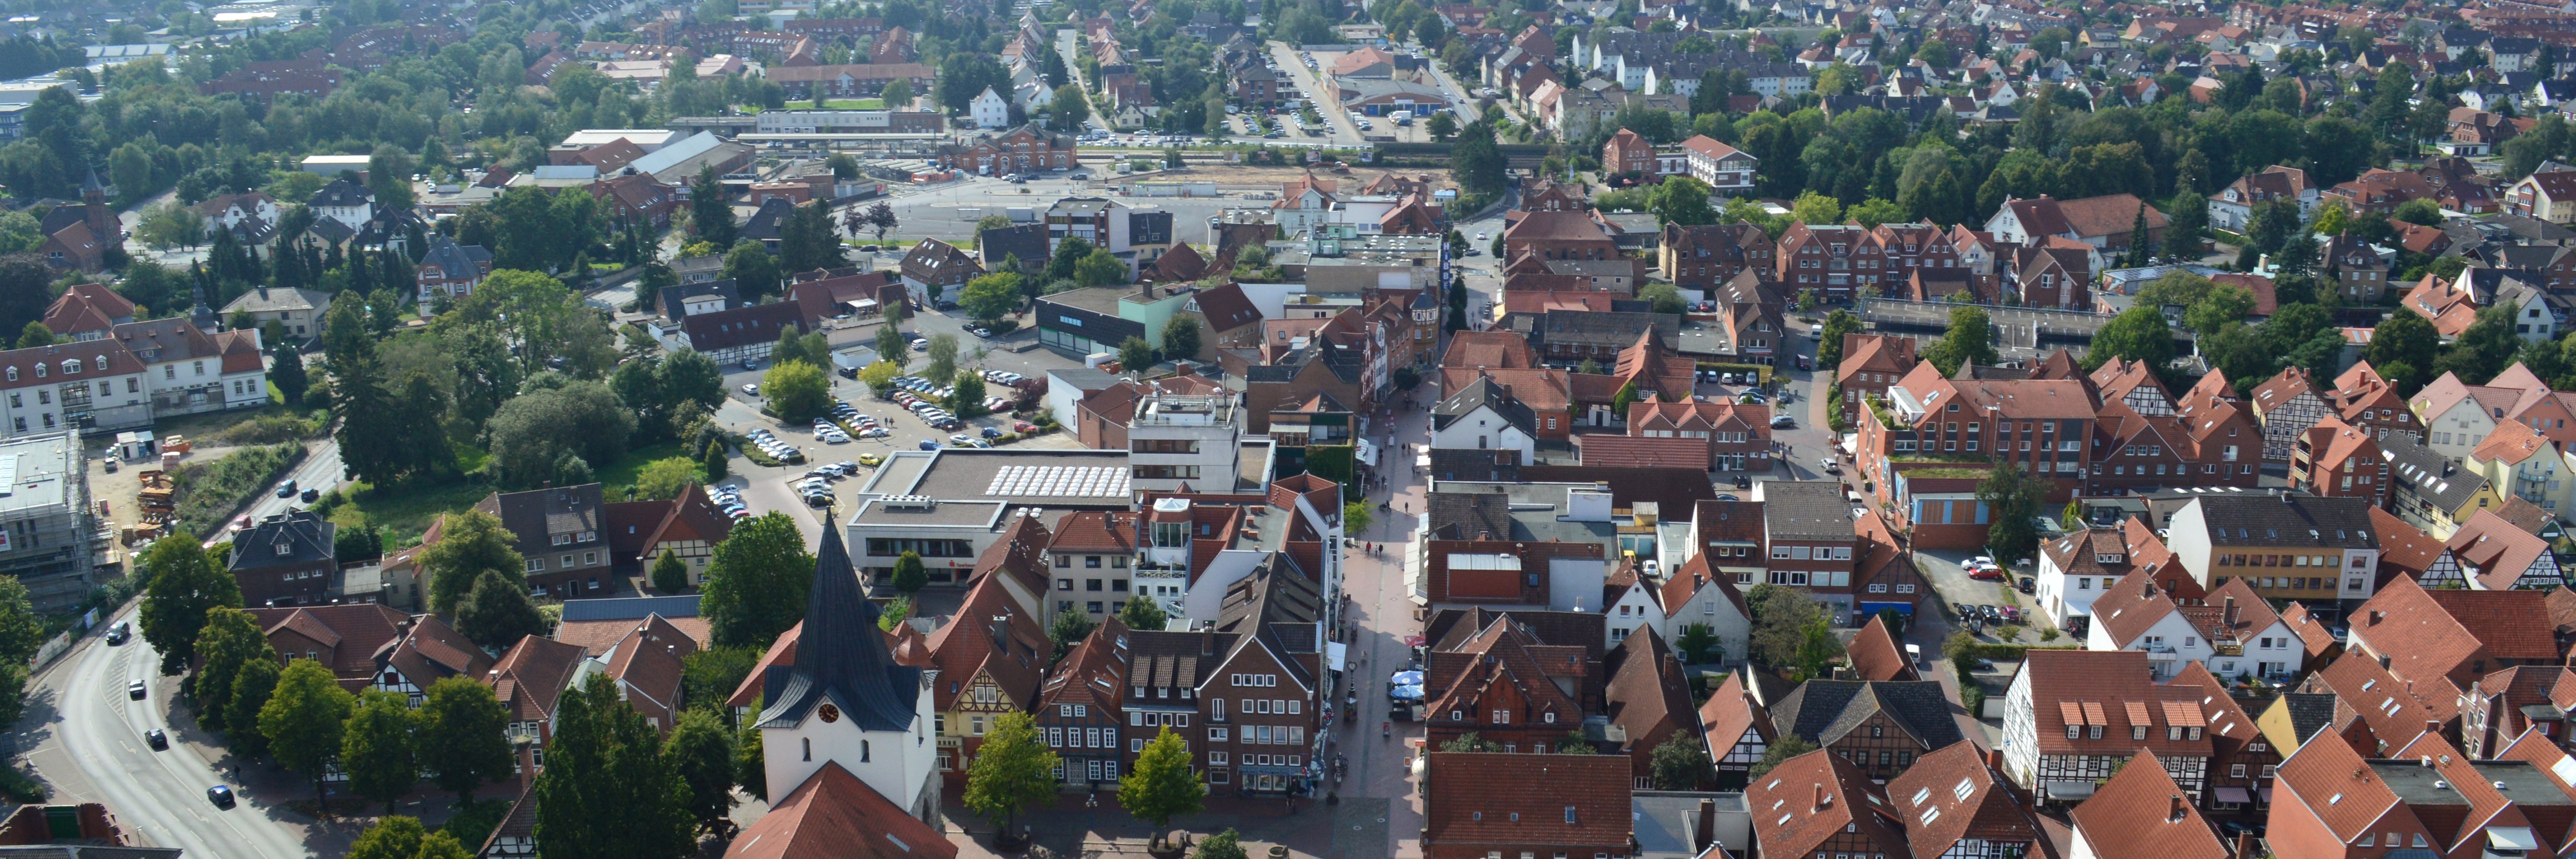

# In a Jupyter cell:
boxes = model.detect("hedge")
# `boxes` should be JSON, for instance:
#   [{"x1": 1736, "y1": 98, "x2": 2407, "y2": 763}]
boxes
[{"x1": 1967, "y1": 643, "x2": 2082, "y2": 661}]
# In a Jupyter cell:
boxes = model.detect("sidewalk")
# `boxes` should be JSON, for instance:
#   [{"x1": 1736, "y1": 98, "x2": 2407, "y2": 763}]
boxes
[{"x1": 947, "y1": 791, "x2": 1388, "y2": 859}]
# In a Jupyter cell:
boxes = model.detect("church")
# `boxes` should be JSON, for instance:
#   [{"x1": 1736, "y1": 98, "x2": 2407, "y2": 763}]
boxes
[{"x1": 726, "y1": 529, "x2": 957, "y2": 859}]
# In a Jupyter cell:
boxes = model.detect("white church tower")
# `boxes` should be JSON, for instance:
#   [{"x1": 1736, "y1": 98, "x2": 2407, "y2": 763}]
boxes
[{"x1": 756, "y1": 527, "x2": 942, "y2": 824}]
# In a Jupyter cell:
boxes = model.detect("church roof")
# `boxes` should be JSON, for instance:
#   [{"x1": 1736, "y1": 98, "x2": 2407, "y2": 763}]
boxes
[{"x1": 757, "y1": 528, "x2": 922, "y2": 733}]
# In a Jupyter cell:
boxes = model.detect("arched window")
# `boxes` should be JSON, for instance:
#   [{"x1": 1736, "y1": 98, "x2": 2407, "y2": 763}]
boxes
[{"x1": 802, "y1": 737, "x2": 811, "y2": 761}]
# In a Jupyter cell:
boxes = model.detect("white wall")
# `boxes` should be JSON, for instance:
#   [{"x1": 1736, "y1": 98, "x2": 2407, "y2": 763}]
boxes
[
  {"x1": 1547, "y1": 557, "x2": 1606, "y2": 613},
  {"x1": 762, "y1": 677, "x2": 941, "y2": 823},
  {"x1": 1428, "y1": 405, "x2": 1535, "y2": 463}
]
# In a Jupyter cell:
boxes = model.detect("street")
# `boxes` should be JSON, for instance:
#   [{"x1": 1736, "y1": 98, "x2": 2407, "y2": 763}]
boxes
[
  {"x1": 234, "y1": 439, "x2": 346, "y2": 529},
  {"x1": 21, "y1": 606, "x2": 329, "y2": 857}
]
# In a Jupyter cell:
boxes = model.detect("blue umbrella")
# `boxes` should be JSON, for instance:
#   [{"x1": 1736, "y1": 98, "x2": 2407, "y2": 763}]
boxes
[
  {"x1": 1389, "y1": 670, "x2": 1424, "y2": 686},
  {"x1": 1389, "y1": 684, "x2": 1425, "y2": 702}
]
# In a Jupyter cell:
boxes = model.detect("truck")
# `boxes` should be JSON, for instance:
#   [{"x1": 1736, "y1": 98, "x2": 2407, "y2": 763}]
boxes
[{"x1": 1006, "y1": 206, "x2": 1038, "y2": 223}]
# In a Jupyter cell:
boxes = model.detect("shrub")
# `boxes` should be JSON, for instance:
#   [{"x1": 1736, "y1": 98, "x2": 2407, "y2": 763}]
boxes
[
  {"x1": 170, "y1": 442, "x2": 306, "y2": 537},
  {"x1": 1960, "y1": 685, "x2": 1985, "y2": 716},
  {"x1": 213, "y1": 412, "x2": 326, "y2": 446}
]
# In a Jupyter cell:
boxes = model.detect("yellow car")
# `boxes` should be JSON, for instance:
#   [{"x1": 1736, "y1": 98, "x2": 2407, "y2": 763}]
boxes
[{"x1": 857, "y1": 453, "x2": 884, "y2": 467}]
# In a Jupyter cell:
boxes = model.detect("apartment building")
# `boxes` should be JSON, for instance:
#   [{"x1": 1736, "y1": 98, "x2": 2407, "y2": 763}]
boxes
[{"x1": 2163, "y1": 494, "x2": 2380, "y2": 604}]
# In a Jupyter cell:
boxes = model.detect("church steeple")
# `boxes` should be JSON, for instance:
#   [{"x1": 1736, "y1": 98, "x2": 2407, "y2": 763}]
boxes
[{"x1": 757, "y1": 526, "x2": 918, "y2": 733}]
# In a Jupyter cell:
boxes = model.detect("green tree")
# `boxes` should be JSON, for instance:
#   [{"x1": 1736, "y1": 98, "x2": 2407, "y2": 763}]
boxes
[
  {"x1": 1052, "y1": 85, "x2": 1092, "y2": 127},
  {"x1": 419, "y1": 510, "x2": 524, "y2": 614},
  {"x1": 1344, "y1": 501, "x2": 1373, "y2": 536},
  {"x1": 1745, "y1": 584, "x2": 1831, "y2": 671},
  {"x1": 633, "y1": 457, "x2": 703, "y2": 502},
  {"x1": 342, "y1": 690, "x2": 420, "y2": 815},
  {"x1": 1921, "y1": 306, "x2": 1997, "y2": 376},
  {"x1": 1119, "y1": 594, "x2": 1168, "y2": 631},
  {"x1": 1748, "y1": 735, "x2": 1816, "y2": 778},
  {"x1": 1977, "y1": 464, "x2": 2052, "y2": 566},
  {"x1": 263, "y1": 659, "x2": 356, "y2": 813},
  {"x1": 701, "y1": 513, "x2": 817, "y2": 648},
  {"x1": 1640, "y1": 282, "x2": 1686, "y2": 315},
  {"x1": 892, "y1": 550, "x2": 927, "y2": 594},
  {"x1": 1119, "y1": 727, "x2": 1206, "y2": 829},
  {"x1": 1649, "y1": 732, "x2": 1710, "y2": 790},
  {"x1": 1076, "y1": 248, "x2": 1128, "y2": 287},
  {"x1": 348, "y1": 816, "x2": 428, "y2": 859},
  {"x1": 456, "y1": 569, "x2": 547, "y2": 649},
  {"x1": 1049, "y1": 605, "x2": 1097, "y2": 658},
  {"x1": 1674, "y1": 623, "x2": 1720, "y2": 663},
  {"x1": 1426, "y1": 112, "x2": 1457, "y2": 139},
  {"x1": 735, "y1": 726, "x2": 767, "y2": 801},
  {"x1": 139, "y1": 537, "x2": 242, "y2": 675},
  {"x1": 225, "y1": 657, "x2": 281, "y2": 758},
  {"x1": 2371, "y1": 313, "x2": 2441, "y2": 384},
  {"x1": 691, "y1": 164, "x2": 736, "y2": 246},
  {"x1": 652, "y1": 549, "x2": 692, "y2": 594},
  {"x1": 762, "y1": 360, "x2": 831, "y2": 422},
  {"x1": 950, "y1": 372, "x2": 989, "y2": 417},
  {"x1": 1647, "y1": 175, "x2": 1716, "y2": 226},
  {"x1": 2394, "y1": 198, "x2": 2443, "y2": 226},
  {"x1": 12, "y1": 320, "x2": 50, "y2": 349},
  {"x1": 924, "y1": 333, "x2": 959, "y2": 383},
  {"x1": 271, "y1": 346, "x2": 309, "y2": 407},
  {"x1": 2163, "y1": 190, "x2": 2208, "y2": 263},
  {"x1": 1119, "y1": 336, "x2": 1156, "y2": 375},
  {"x1": 417, "y1": 677, "x2": 514, "y2": 810},
  {"x1": 2085, "y1": 306, "x2": 2177, "y2": 371},
  {"x1": 190, "y1": 607, "x2": 272, "y2": 731},
  {"x1": 2184, "y1": 285, "x2": 2257, "y2": 337},
  {"x1": 666, "y1": 708, "x2": 738, "y2": 836},
  {"x1": 959, "y1": 271, "x2": 1023, "y2": 322},
  {"x1": 531, "y1": 674, "x2": 695, "y2": 859},
  {"x1": 417, "y1": 833, "x2": 473, "y2": 859},
  {"x1": 966, "y1": 710, "x2": 1060, "y2": 832},
  {"x1": 1845, "y1": 197, "x2": 1906, "y2": 229},
  {"x1": 724, "y1": 242, "x2": 782, "y2": 300},
  {"x1": 1162, "y1": 315, "x2": 1202, "y2": 362},
  {"x1": 1197, "y1": 828, "x2": 1250, "y2": 859},
  {"x1": 859, "y1": 359, "x2": 902, "y2": 395},
  {"x1": 1816, "y1": 309, "x2": 1863, "y2": 372}
]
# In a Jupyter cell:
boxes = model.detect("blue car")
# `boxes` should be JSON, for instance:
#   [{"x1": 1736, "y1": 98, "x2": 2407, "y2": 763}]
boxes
[
  {"x1": 982, "y1": 426, "x2": 1003, "y2": 438},
  {"x1": 918, "y1": 439, "x2": 939, "y2": 451}
]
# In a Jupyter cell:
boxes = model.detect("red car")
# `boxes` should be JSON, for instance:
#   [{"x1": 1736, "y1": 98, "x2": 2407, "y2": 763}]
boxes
[
  {"x1": 1013, "y1": 420, "x2": 1038, "y2": 433},
  {"x1": 1968, "y1": 564, "x2": 2004, "y2": 580}
]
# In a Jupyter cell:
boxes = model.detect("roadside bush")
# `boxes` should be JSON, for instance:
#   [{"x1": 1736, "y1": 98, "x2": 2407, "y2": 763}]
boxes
[
  {"x1": 0, "y1": 765, "x2": 44, "y2": 802},
  {"x1": 212, "y1": 412, "x2": 327, "y2": 446},
  {"x1": 170, "y1": 442, "x2": 306, "y2": 537},
  {"x1": 1960, "y1": 685, "x2": 1985, "y2": 717}
]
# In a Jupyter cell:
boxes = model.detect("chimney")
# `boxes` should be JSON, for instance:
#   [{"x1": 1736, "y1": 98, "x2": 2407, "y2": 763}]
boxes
[
  {"x1": 517, "y1": 742, "x2": 539, "y2": 791},
  {"x1": 1200, "y1": 627, "x2": 1216, "y2": 656},
  {"x1": 2224, "y1": 597, "x2": 2239, "y2": 628},
  {"x1": 2168, "y1": 794, "x2": 2187, "y2": 822},
  {"x1": 2234, "y1": 833, "x2": 2256, "y2": 859},
  {"x1": 1814, "y1": 784, "x2": 1830, "y2": 811},
  {"x1": 1695, "y1": 799, "x2": 1716, "y2": 851}
]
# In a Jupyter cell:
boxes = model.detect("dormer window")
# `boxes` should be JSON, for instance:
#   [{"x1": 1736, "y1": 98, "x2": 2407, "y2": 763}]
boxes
[
  {"x1": 32, "y1": 364, "x2": 41, "y2": 378},
  {"x1": 60, "y1": 360, "x2": 76, "y2": 374}
]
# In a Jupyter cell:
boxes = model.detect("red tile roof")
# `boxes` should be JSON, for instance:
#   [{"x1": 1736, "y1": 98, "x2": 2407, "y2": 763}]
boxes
[
  {"x1": 1886, "y1": 743, "x2": 2038, "y2": 859},
  {"x1": 1423, "y1": 752, "x2": 1633, "y2": 851},
  {"x1": 1746, "y1": 750, "x2": 1910, "y2": 859},
  {"x1": 1844, "y1": 615, "x2": 1917, "y2": 682},
  {"x1": 2068, "y1": 750, "x2": 2229, "y2": 859},
  {"x1": 724, "y1": 761, "x2": 957, "y2": 859},
  {"x1": 1578, "y1": 435, "x2": 1710, "y2": 470}
]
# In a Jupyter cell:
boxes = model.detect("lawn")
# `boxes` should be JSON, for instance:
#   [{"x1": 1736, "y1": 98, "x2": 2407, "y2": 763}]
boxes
[
  {"x1": 326, "y1": 478, "x2": 494, "y2": 548},
  {"x1": 594, "y1": 441, "x2": 698, "y2": 500}
]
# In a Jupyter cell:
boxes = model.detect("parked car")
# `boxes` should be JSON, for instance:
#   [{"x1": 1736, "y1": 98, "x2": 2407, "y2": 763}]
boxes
[
  {"x1": 2016, "y1": 576, "x2": 2035, "y2": 594},
  {"x1": 1014, "y1": 420, "x2": 1038, "y2": 433},
  {"x1": 1969, "y1": 563, "x2": 2004, "y2": 580},
  {"x1": 741, "y1": 384, "x2": 760, "y2": 396},
  {"x1": 1770, "y1": 415, "x2": 1796, "y2": 429},
  {"x1": 982, "y1": 426, "x2": 1004, "y2": 438},
  {"x1": 918, "y1": 439, "x2": 940, "y2": 451}
]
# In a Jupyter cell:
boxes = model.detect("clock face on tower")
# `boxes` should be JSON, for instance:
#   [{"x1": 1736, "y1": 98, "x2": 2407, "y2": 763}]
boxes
[{"x1": 819, "y1": 703, "x2": 842, "y2": 723}]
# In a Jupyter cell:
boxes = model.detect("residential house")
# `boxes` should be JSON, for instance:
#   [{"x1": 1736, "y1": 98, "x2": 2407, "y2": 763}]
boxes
[
  {"x1": 40, "y1": 283, "x2": 133, "y2": 341},
  {"x1": 228, "y1": 511, "x2": 337, "y2": 608},
  {"x1": 2001, "y1": 649, "x2": 2214, "y2": 806},
  {"x1": 1745, "y1": 751, "x2": 1914, "y2": 859},
  {"x1": 2085, "y1": 573, "x2": 2301, "y2": 680},
  {"x1": 1984, "y1": 194, "x2": 2169, "y2": 260},
  {"x1": 416, "y1": 236, "x2": 495, "y2": 302},
  {"x1": 1420, "y1": 752, "x2": 1635, "y2": 859},
  {"x1": 1698, "y1": 672, "x2": 1769, "y2": 789},
  {"x1": 1602, "y1": 628, "x2": 1699, "y2": 785},
  {"x1": 1035, "y1": 618, "x2": 1130, "y2": 791},
  {"x1": 2380, "y1": 435, "x2": 2504, "y2": 539},
  {"x1": 2036, "y1": 527, "x2": 2138, "y2": 630},
  {"x1": 1885, "y1": 743, "x2": 2043, "y2": 859},
  {"x1": 2289, "y1": 417, "x2": 2391, "y2": 509},
  {"x1": 475, "y1": 484, "x2": 616, "y2": 597},
  {"x1": 2162, "y1": 494, "x2": 2380, "y2": 603},
  {"x1": 1834, "y1": 334, "x2": 1919, "y2": 431},
  {"x1": 927, "y1": 573, "x2": 1049, "y2": 784},
  {"x1": 219, "y1": 287, "x2": 331, "y2": 344},
  {"x1": 1676, "y1": 136, "x2": 1757, "y2": 193},
  {"x1": 1767, "y1": 677, "x2": 1965, "y2": 781},
  {"x1": 2067, "y1": 750, "x2": 2231, "y2": 859},
  {"x1": 2207, "y1": 166, "x2": 2318, "y2": 231},
  {"x1": 2346, "y1": 575, "x2": 2560, "y2": 695},
  {"x1": 1422, "y1": 610, "x2": 1593, "y2": 754},
  {"x1": 2419, "y1": 509, "x2": 2565, "y2": 591}
]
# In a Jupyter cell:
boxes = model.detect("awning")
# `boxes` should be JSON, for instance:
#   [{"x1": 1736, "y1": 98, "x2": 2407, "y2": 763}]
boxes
[
  {"x1": 1327, "y1": 641, "x2": 1347, "y2": 672},
  {"x1": 2043, "y1": 782, "x2": 2098, "y2": 801},
  {"x1": 1858, "y1": 602, "x2": 1916, "y2": 615},
  {"x1": 1355, "y1": 439, "x2": 1380, "y2": 467},
  {"x1": 2258, "y1": 786, "x2": 2272, "y2": 803},
  {"x1": 1390, "y1": 684, "x2": 1425, "y2": 701},
  {"x1": 843, "y1": 298, "x2": 879, "y2": 310},
  {"x1": 2489, "y1": 828, "x2": 2540, "y2": 851},
  {"x1": 2213, "y1": 787, "x2": 2252, "y2": 804},
  {"x1": 1390, "y1": 670, "x2": 1424, "y2": 686}
]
